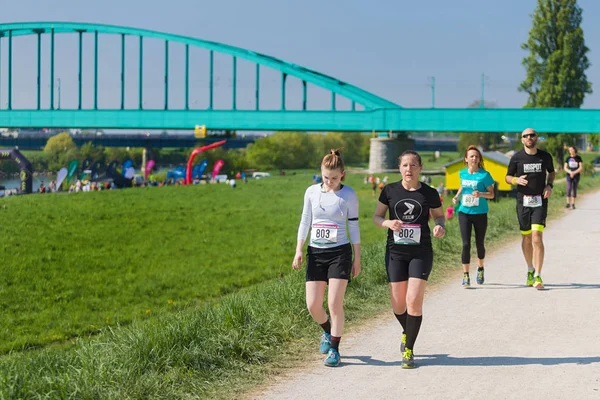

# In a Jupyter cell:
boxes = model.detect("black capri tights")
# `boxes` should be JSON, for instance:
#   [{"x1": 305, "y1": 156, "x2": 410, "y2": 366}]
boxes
[
  {"x1": 458, "y1": 212, "x2": 488, "y2": 264},
  {"x1": 566, "y1": 175, "x2": 580, "y2": 198}
]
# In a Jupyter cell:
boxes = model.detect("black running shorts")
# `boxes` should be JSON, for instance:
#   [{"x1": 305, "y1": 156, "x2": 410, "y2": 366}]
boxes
[
  {"x1": 306, "y1": 243, "x2": 353, "y2": 282},
  {"x1": 516, "y1": 196, "x2": 548, "y2": 233},
  {"x1": 385, "y1": 249, "x2": 434, "y2": 282}
]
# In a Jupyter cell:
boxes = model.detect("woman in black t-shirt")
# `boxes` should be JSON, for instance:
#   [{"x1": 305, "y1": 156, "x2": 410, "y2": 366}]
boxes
[
  {"x1": 373, "y1": 150, "x2": 446, "y2": 369},
  {"x1": 563, "y1": 146, "x2": 583, "y2": 209}
]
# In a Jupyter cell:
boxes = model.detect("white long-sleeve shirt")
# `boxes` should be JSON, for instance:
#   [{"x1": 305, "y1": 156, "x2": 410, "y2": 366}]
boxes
[{"x1": 297, "y1": 184, "x2": 360, "y2": 249}]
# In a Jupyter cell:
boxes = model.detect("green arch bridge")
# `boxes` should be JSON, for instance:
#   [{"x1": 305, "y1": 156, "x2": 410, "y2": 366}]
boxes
[{"x1": 0, "y1": 22, "x2": 598, "y2": 133}]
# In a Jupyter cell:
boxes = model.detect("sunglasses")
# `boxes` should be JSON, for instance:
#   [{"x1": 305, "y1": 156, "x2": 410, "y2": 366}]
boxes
[{"x1": 522, "y1": 133, "x2": 537, "y2": 139}]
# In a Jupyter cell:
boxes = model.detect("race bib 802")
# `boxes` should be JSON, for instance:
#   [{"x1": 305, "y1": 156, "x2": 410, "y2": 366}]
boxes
[{"x1": 393, "y1": 224, "x2": 421, "y2": 245}]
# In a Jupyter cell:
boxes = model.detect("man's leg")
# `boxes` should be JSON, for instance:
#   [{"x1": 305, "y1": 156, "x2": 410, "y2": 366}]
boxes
[{"x1": 531, "y1": 229, "x2": 545, "y2": 275}]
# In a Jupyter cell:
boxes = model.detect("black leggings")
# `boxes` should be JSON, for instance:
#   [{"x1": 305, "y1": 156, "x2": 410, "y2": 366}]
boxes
[
  {"x1": 566, "y1": 175, "x2": 580, "y2": 198},
  {"x1": 458, "y1": 212, "x2": 488, "y2": 264}
]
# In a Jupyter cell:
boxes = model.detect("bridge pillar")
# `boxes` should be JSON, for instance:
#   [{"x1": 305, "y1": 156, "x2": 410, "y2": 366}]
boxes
[{"x1": 368, "y1": 133, "x2": 415, "y2": 173}]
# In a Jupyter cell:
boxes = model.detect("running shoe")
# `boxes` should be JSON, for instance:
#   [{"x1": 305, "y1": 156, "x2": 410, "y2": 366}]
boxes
[
  {"x1": 476, "y1": 268, "x2": 485, "y2": 285},
  {"x1": 533, "y1": 275, "x2": 544, "y2": 290},
  {"x1": 565, "y1": 204, "x2": 570, "y2": 209},
  {"x1": 319, "y1": 332, "x2": 332, "y2": 354},
  {"x1": 400, "y1": 333, "x2": 407, "y2": 353},
  {"x1": 323, "y1": 348, "x2": 340, "y2": 367},
  {"x1": 401, "y1": 348, "x2": 415, "y2": 369},
  {"x1": 527, "y1": 270, "x2": 535, "y2": 287},
  {"x1": 462, "y1": 274, "x2": 470, "y2": 288},
  {"x1": 572, "y1": 205, "x2": 576, "y2": 210}
]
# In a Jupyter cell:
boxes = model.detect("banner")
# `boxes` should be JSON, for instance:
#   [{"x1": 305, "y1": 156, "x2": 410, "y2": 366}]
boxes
[
  {"x1": 122, "y1": 159, "x2": 133, "y2": 177},
  {"x1": 81, "y1": 158, "x2": 92, "y2": 172},
  {"x1": 192, "y1": 160, "x2": 209, "y2": 180},
  {"x1": 56, "y1": 168, "x2": 68, "y2": 190},
  {"x1": 90, "y1": 160, "x2": 104, "y2": 180},
  {"x1": 144, "y1": 160, "x2": 155, "y2": 180},
  {"x1": 0, "y1": 148, "x2": 33, "y2": 194},
  {"x1": 211, "y1": 159, "x2": 225, "y2": 181},
  {"x1": 124, "y1": 167, "x2": 135, "y2": 179},
  {"x1": 79, "y1": 158, "x2": 93, "y2": 180},
  {"x1": 67, "y1": 160, "x2": 79, "y2": 183},
  {"x1": 106, "y1": 160, "x2": 120, "y2": 178},
  {"x1": 167, "y1": 166, "x2": 186, "y2": 182}
]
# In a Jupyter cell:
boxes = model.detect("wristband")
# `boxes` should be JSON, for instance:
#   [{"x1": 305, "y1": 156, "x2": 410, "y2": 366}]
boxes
[
  {"x1": 547, "y1": 183, "x2": 553, "y2": 189},
  {"x1": 511, "y1": 177, "x2": 518, "y2": 185}
]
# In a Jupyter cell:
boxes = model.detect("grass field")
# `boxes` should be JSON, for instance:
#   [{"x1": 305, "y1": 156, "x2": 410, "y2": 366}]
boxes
[
  {"x1": 0, "y1": 171, "x2": 394, "y2": 353},
  {"x1": 1, "y1": 158, "x2": 599, "y2": 399}
]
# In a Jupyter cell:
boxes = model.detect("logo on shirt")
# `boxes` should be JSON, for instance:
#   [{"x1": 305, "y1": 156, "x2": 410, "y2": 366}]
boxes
[
  {"x1": 523, "y1": 163, "x2": 542, "y2": 173},
  {"x1": 394, "y1": 199, "x2": 423, "y2": 223},
  {"x1": 462, "y1": 179, "x2": 478, "y2": 189}
]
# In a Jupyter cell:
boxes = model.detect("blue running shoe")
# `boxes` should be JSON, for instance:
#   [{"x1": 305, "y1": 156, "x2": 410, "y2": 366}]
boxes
[
  {"x1": 462, "y1": 274, "x2": 470, "y2": 288},
  {"x1": 319, "y1": 332, "x2": 332, "y2": 354},
  {"x1": 476, "y1": 268, "x2": 485, "y2": 285},
  {"x1": 324, "y1": 348, "x2": 340, "y2": 367}
]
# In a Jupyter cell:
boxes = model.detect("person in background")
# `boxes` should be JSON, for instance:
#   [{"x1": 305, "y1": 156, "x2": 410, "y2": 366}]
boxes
[{"x1": 563, "y1": 146, "x2": 583, "y2": 209}]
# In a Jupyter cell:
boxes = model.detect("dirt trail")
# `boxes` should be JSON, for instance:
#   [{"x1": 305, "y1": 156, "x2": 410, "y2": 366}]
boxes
[{"x1": 255, "y1": 191, "x2": 600, "y2": 400}]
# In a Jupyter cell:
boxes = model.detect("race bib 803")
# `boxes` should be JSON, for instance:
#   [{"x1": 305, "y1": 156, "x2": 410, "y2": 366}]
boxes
[{"x1": 311, "y1": 223, "x2": 338, "y2": 245}]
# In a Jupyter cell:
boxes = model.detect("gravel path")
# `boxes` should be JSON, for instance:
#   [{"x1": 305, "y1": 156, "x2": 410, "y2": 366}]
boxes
[{"x1": 255, "y1": 191, "x2": 600, "y2": 400}]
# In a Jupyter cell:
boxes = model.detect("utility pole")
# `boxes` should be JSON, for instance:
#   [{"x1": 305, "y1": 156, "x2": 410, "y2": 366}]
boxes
[
  {"x1": 57, "y1": 78, "x2": 61, "y2": 110},
  {"x1": 480, "y1": 73, "x2": 485, "y2": 109},
  {"x1": 428, "y1": 76, "x2": 435, "y2": 108}
]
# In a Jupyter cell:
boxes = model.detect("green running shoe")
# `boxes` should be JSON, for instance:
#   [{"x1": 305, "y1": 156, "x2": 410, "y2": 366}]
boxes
[
  {"x1": 476, "y1": 268, "x2": 485, "y2": 285},
  {"x1": 533, "y1": 275, "x2": 544, "y2": 290},
  {"x1": 402, "y1": 348, "x2": 415, "y2": 369},
  {"x1": 527, "y1": 270, "x2": 535, "y2": 287}
]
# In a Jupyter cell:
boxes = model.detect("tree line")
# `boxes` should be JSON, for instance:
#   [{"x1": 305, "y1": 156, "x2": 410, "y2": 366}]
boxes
[{"x1": 0, "y1": 131, "x2": 372, "y2": 176}]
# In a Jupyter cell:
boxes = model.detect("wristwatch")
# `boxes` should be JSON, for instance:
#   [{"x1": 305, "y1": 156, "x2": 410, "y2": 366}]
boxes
[{"x1": 547, "y1": 183, "x2": 553, "y2": 189}]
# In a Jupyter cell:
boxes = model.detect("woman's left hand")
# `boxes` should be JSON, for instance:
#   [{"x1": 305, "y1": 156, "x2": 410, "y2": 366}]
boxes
[
  {"x1": 351, "y1": 259, "x2": 361, "y2": 278},
  {"x1": 433, "y1": 225, "x2": 446, "y2": 238}
]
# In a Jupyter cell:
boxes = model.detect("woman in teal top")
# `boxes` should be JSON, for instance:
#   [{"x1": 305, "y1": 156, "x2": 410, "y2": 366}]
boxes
[{"x1": 452, "y1": 146, "x2": 495, "y2": 288}]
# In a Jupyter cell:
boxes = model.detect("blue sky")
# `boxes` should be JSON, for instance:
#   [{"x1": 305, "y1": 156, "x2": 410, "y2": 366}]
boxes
[{"x1": 2, "y1": 0, "x2": 600, "y2": 111}]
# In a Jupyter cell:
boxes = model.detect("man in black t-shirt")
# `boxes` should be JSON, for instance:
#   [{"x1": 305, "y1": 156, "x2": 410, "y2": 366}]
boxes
[{"x1": 506, "y1": 128, "x2": 555, "y2": 290}]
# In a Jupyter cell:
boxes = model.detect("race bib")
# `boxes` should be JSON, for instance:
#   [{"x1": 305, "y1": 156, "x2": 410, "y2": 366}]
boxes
[
  {"x1": 462, "y1": 194, "x2": 480, "y2": 207},
  {"x1": 523, "y1": 195, "x2": 542, "y2": 208},
  {"x1": 393, "y1": 224, "x2": 421, "y2": 245},
  {"x1": 311, "y1": 223, "x2": 338, "y2": 245},
  {"x1": 568, "y1": 159, "x2": 579, "y2": 169}
]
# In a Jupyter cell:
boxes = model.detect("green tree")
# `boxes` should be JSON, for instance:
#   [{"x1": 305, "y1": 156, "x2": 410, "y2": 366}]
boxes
[
  {"x1": 80, "y1": 142, "x2": 106, "y2": 164},
  {"x1": 588, "y1": 133, "x2": 599, "y2": 149},
  {"x1": 519, "y1": 0, "x2": 592, "y2": 160},
  {"x1": 341, "y1": 132, "x2": 370, "y2": 165},
  {"x1": 43, "y1": 132, "x2": 78, "y2": 171},
  {"x1": 246, "y1": 132, "x2": 315, "y2": 170}
]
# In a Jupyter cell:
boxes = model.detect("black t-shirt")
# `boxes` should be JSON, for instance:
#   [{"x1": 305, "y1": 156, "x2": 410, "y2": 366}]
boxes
[
  {"x1": 564, "y1": 155, "x2": 583, "y2": 177},
  {"x1": 507, "y1": 149, "x2": 555, "y2": 196},
  {"x1": 378, "y1": 181, "x2": 442, "y2": 254}
]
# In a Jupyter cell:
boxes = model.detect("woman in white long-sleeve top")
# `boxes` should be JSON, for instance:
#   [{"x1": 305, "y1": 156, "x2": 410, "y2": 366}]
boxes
[{"x1": 292, "y1": 149, "x2": 361, "y2": 368}]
